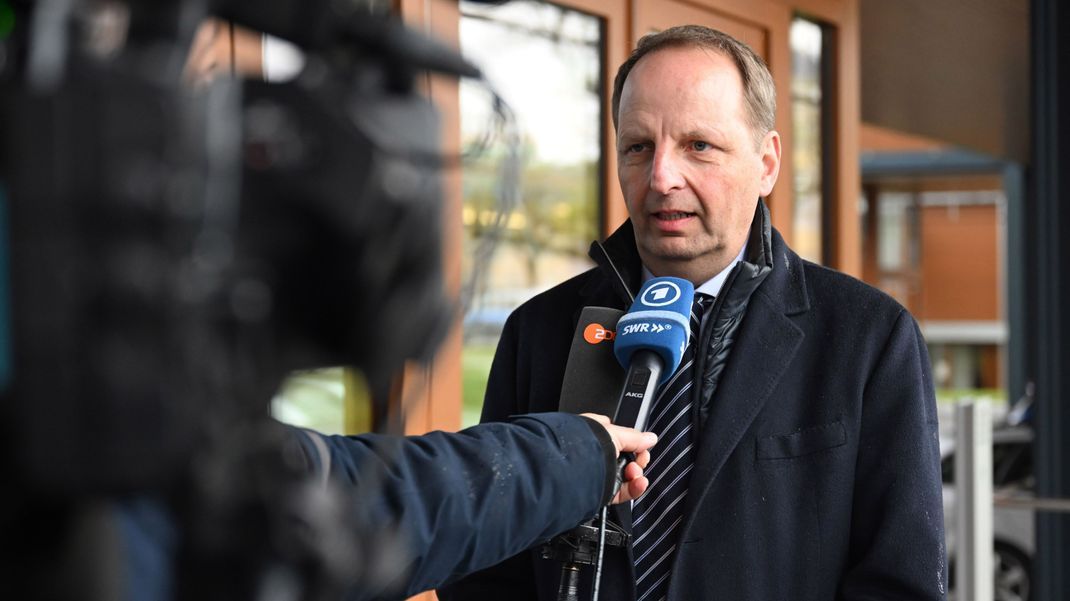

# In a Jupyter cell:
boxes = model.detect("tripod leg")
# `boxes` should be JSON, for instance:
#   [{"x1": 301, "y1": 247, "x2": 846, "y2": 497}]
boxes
[{"x1": 557, "y1": 562, "x2": 583, "y2": 601}]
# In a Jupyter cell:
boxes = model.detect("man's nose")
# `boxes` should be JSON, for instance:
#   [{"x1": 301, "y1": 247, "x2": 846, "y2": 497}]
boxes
[{"x1": 650, "y1": 148, "x2": 685, "y2": 194}]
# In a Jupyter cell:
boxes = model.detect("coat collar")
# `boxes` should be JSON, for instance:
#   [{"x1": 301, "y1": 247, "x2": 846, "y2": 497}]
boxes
[
  {"x1": 584, "y1": 219, "x2": 643, "y2": 306},
  {"x1": 757, "y1": 227, "x2": 810, "y2": 316},
  {"x1": 584, "y1": 199, "x2": 809, "y2": 312}
]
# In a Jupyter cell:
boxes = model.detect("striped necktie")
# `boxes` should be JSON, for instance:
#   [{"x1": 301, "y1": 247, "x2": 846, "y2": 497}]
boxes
[{"x1": 631, "y1": 292, "x2": 712, "y2": 601}]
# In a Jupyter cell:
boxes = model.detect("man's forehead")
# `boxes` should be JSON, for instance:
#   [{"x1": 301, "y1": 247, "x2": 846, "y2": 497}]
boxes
[
  {"x1": 622, "y1": 47, "x2": 742, "y2": 100},
  {"x1": 617, "y1": 47, "x2": 745, "y2": 127},
  {"x1": 632, "y1": 45, "x2": 737, "y2": 79},
  {"x1": 616, "y1": 113, "x2": 726, "y2": 140}
]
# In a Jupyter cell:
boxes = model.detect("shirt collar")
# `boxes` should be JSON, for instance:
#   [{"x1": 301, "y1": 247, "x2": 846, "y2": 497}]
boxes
[{"x1": 641, "y1": 242, "x2": 747, "y2": 299}]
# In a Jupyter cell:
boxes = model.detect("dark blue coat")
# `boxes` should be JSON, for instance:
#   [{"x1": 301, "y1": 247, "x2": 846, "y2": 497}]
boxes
[
  {"x1": 297, "y1": 413, "x2": 618, "y2": 599},
  {"x1": 118, "y1": 413, "x2": 619, "y2": 601},
  {"x1": 441, "y1": 214, "x2": 946, "y2": 600}
]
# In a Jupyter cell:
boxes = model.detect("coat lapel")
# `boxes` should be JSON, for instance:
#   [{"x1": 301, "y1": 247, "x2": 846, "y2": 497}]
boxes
[
  {"x1": 679, "y1": 234, "x2": 809, "y2": 533},
  {"x1": 578, "y1": 215, "x2": 811, "y2": 601}
]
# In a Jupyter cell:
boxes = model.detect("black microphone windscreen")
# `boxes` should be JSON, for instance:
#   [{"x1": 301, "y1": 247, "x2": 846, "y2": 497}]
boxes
[{"x1": 558, "y1": 307, "x2": 624, "y2": 417}]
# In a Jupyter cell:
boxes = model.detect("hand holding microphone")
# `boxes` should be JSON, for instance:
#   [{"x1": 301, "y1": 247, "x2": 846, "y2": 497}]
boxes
[
  {"x1": 556, "y1": 276, "x2": 695, "y2": 501},
  {"x1": 581, "y1": 413, "x2": 656, "y2": 504},
  {"x1": 541, "y1": 278, "x2": 696, "y2": 601}
]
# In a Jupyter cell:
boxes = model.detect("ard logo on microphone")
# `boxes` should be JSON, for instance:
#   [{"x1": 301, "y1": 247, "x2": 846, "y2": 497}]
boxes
[
  {"x1": 583, "y1": 323, "x2": 616, "y2": 344},
  {"x1": 641, "y1": 281, "x2": 682, "y2": 307}
]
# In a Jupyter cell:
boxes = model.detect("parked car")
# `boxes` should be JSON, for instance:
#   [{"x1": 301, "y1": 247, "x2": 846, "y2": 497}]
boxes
[{"x1": 942, "y1": 425, "x2": 1034, "y2": 601}]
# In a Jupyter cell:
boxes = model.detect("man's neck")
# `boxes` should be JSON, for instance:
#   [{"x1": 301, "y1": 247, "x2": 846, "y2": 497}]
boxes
[{"x1": 642, "y1": 243, "x2": 748, "y2": 295}]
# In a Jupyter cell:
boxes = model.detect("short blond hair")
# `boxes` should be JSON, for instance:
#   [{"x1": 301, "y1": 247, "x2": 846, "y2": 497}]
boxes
[{"x1": 611, "y1": 25, "x2": 777, "y2": 146}]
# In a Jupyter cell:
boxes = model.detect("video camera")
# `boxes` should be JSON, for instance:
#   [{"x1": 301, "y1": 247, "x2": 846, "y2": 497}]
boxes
[{"x1": 0, "y1": 0, "x2": 486, "y2": 598}]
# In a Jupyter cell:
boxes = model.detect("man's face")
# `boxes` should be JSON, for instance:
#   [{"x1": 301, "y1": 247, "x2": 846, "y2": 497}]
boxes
[{"x1": 616, "y1": 46, "x2": 780, "y2": 283}]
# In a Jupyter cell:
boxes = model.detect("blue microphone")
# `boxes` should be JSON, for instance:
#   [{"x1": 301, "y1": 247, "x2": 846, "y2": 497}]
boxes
[{"x1": 611, "y1": 277, "x2": 694, "y2": 431}]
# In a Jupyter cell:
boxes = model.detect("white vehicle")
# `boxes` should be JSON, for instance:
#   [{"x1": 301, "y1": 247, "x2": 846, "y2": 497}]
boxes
[{"x1": 942, "y1": 425, "x2": 1034, "y2": 601}]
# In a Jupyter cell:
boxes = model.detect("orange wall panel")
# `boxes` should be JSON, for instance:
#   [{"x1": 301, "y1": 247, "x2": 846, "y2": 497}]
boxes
[
  {"x1": 919, "y1": 204, "x2": 1000, "y2": 321},
  {"x1": 860, "y1": 122, "x2": 948, "y2": 153}
]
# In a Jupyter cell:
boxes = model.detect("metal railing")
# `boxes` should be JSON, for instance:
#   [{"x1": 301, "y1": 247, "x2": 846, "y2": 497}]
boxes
[{"x1": 992, "y1": 494, "x2": 1070, "y2": 513}]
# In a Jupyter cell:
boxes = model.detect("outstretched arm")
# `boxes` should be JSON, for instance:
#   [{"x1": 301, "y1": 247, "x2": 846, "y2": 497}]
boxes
[{"x1": 292, "y1": 412, "x2": 655, "y2": 599}]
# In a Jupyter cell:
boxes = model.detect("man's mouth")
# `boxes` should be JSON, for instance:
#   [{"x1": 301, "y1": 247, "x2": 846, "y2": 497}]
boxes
[{"x1": 655, "y1": 211, "x2": 695, "y2": 221}]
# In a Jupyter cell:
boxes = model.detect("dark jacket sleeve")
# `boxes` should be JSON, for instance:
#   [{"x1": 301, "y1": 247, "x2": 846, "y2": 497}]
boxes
[
  {"x1": 839, "y1": 310, "x2": 947, "y2": 600},
  {"x1": 291, "y1": 411, "x2": 616, "y2": 600},
  {"x1": 437, "y1": 307, "x2": 550, "y2": 601}
]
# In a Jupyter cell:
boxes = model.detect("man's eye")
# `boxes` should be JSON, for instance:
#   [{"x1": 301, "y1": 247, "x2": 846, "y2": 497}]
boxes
[
  {"x1": 625, "y1": 143, "x2": 648, "y2": 153},
  {"x1": 692, "y1": 141, "x2": 711, "y2": 151}
]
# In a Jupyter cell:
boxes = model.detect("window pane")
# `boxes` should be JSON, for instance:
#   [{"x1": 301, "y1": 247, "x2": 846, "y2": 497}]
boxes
[
  {"x1": 877, "y1": 191, "x2": 912, "y2": 272},
  {"x1": 272, "y1": 368, "x2": 347, "y2": 434},
  {"x1": 790, "y1": 18, "x2": 825, "y2": 263},
  {"x1": 269, "y1": 362, "x2": 373, "y2": 437},
  {"x1": 460, "y1": 0, "x2": 604, "y2": 426}
]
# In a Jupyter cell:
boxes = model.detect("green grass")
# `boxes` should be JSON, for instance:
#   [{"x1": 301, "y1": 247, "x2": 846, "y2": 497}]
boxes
[
  {"x1": 462, "y1": 344, "x2": 498, "y2": 427},
  {"x1": 935, "y1": 387, "x2": 1007, "y2": 406}
]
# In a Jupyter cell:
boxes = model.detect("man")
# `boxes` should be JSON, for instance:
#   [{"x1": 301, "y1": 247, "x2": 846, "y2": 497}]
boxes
[{"x1": 440, "y1": 25, "x2": 945, "y2": 601}]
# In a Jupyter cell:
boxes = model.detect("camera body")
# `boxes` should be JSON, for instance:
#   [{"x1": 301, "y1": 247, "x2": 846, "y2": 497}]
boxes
[
  {"x1": 1, "y1": 0, "x2": 455, "y2": 496},
  {"x1": 0, "y1": 1, "x2": 469, "y2": 597}
]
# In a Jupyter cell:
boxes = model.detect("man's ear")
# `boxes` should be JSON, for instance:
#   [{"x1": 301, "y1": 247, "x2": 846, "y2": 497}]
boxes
[{"x1": 758, "y1": 129, "x2": 782, "y2": 197}]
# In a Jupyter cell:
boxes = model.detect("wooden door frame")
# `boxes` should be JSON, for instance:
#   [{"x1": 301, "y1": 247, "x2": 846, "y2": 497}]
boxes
[
  {"x1": 773, "y1": 0, "x2": 861, "y2": 276},
  {"x1": 395, "y1": 0, "x2": 465, "y2": 438},
  {"x1": 559, "y1": 0, "x2": 631, "y2": 236},
  {"x1": 394, "y1": 0, "x2": 631, "y2": 440}
]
